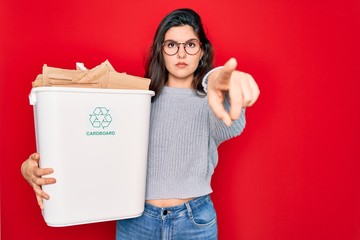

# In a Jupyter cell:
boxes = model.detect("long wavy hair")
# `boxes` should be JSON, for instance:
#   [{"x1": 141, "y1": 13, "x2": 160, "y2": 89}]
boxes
[{"x1": 144, "y1": 8, "x2": 214, "y2": 101}]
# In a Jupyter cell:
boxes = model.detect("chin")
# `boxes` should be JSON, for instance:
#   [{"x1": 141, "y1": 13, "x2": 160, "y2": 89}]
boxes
[
  {"x1": 170, "y1": 69, "x2": 196, "y2": 80},
  {"x1": 171, "y1": 74, "x2": 193, "y2": 81}
]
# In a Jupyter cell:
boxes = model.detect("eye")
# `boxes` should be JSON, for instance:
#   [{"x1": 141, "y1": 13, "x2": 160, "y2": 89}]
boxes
[
  {"x1": 186, "y1": 41, "x2": 197, "y2": 48},
  {"x1": 167, "y1": 41, "x2": 177, "y2": 48}
]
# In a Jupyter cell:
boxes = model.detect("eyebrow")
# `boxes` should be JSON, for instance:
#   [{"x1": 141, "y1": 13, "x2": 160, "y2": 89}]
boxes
[{"x1": 163, "y1": 38, "x2": 199, "y2": 42}]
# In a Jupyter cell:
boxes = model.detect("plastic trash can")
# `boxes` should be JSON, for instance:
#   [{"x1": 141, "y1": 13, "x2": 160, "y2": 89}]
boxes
[{"x1": 29, "y1": 87, "x2": 154, "y2": 227}]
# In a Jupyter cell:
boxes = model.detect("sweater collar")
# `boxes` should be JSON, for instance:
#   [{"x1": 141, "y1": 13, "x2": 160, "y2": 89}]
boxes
[{"x1": 162, "y1": 86, "x2": 196, "y2": 95}]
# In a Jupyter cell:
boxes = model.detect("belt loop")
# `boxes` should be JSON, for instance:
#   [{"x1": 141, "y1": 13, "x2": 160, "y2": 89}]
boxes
[{"x1": 185, "y1": 202, "x2": 193, "y2": 219}]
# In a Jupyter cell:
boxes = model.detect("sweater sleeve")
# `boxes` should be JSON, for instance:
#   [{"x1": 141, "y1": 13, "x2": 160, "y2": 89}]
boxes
[
  {"x1": 202, "y1": 66, "x2": 224, "y2": 93},
  {"x1": 209, "y1": 97, "x2": 246, "y2": 146}
]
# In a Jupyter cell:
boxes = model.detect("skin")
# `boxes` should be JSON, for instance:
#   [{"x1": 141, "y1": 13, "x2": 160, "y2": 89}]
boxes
[
  {"x1": 163, "y1": 25, "x2": 203, "y2": 89},
  {"x1": 21, "y1": 25, "x2": 260, "y2": 209}
]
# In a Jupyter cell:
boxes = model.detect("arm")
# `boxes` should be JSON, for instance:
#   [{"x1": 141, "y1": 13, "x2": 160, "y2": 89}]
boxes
[
  {"x1": 21, "y1": 153, "x2": 56, "y2": 209},
  {"x1": 209, "y1": 104, "x2": 246, "y2": 146}
]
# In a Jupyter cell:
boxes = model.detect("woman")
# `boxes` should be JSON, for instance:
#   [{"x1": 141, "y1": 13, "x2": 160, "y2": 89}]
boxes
[{"x1": 21, "y1": 8, "x2": 259, "y2": 239}]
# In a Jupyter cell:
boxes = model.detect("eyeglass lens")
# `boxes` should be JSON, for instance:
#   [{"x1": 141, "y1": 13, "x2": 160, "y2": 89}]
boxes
[{"x1": 163, "y1": 39, "x2": 201, "y2": 56}]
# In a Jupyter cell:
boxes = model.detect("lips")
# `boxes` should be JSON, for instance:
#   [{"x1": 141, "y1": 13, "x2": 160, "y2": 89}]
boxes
[{"x1": 176, "y1": 62, "x2": 188, "y2": 68}]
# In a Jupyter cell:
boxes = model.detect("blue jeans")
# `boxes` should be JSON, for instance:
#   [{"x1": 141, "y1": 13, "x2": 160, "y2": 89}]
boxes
[{"x1": 116, "y1": 195, "x2": 218, "y2": 240}]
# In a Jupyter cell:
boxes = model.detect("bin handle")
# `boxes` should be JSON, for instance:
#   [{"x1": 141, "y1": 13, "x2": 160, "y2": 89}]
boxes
[{"x1": 29, "y1": 92, "x2": 37, "y2": 105}]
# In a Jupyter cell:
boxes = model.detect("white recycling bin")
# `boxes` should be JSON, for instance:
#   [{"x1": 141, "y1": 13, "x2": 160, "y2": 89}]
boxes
[{"x1": 29, "y1": 87, "x2": 154, "y2": 227}]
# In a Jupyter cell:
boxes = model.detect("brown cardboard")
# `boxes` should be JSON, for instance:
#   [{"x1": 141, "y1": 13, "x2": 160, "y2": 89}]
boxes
[
  {"x1": 42, "y1": 65, "x2": 83, "y2": 86},
  {"x1": 72, "y1": 60, "x2": 115, "y2": 85},
  {"x1": 107, "y1": 72, "x2": 151, "y2": 90},
  {"x1": 32, "y1": 60, "x2": 151, "y2": 90},
  {"x1": 32, "y1": 74, "x2": 43, "y2": 87}
]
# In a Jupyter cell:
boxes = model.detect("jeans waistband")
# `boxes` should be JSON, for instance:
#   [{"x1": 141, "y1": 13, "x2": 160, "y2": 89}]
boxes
[{"x1": 144, "y1": 195, "x2": 210, "y2": 219}]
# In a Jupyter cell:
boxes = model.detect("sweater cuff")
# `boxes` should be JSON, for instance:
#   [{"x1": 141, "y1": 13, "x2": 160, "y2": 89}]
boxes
[{"x1": 202, "y1": 66, "x2": 224, "y2": 93}]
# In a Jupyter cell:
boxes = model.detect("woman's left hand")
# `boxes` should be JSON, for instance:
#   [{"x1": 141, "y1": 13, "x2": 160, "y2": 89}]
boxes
[{"x1": 207, "y1": 58, "x2": 260, "y2": 126}]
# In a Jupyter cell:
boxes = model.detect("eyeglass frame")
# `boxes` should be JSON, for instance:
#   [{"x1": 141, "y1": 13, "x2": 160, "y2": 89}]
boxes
[{"x1": 162, "y1": 38, "x2": 203, "y2": 56}]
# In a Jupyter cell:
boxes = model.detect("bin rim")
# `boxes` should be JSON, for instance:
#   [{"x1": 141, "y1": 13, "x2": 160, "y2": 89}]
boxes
[{"x1": 30, "y1": 87, "x2": 155, "y2": 96}]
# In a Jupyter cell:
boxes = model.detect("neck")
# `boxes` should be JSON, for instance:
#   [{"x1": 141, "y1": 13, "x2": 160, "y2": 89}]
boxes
[{"x1": 166, "y1": 75, "x2": 193, "y2": 88}]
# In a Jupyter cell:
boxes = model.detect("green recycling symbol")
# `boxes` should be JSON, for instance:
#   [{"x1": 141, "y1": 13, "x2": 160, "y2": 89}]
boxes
[{"x1": 89, "y1": 107, "x2": 112, "y2": 129}]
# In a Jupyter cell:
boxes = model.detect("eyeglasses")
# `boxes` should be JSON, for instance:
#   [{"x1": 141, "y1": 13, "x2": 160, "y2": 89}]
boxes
[{"x1": 162, "y1": 39, "x2": 202, "y2": 56}]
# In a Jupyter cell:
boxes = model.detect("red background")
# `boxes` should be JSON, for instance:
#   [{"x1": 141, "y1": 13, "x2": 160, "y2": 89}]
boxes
[{"x1": 1, "y1": 1, "x2": 359, "y2": 239}]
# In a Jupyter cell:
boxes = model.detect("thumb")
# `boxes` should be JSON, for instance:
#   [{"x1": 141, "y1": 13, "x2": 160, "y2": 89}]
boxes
[{"x1": 30, "y1": 153, "x2": 40, "y2": 163}]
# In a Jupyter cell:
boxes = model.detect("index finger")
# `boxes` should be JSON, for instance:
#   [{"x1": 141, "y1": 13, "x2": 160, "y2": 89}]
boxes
[{"x1": 216, "y1": 58, "x2": 237, "y2": 86}]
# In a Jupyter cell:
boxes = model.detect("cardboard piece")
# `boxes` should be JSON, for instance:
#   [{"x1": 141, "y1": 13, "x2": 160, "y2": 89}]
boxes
[
  {"x1": 107, "y1": 72, "x2": 152, "y2": 90},
  {"x1": 32, "y1": 60, "x2": 151, "y2": 90}
]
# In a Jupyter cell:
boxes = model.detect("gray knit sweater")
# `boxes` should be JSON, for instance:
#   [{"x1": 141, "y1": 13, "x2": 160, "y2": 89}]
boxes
[{"x1": 145, "y1": 86, "x2": 246, "y2": 200}]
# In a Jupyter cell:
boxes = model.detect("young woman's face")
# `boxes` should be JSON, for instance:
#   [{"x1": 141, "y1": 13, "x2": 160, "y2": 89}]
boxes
[{"x1": 163, "y1": 25, "x2": 203, "y2": 87}]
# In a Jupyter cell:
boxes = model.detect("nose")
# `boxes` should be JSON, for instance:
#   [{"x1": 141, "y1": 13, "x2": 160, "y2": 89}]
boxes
[{"x1": 177, "y1": 44, "x2": 187, "y2": 58}]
